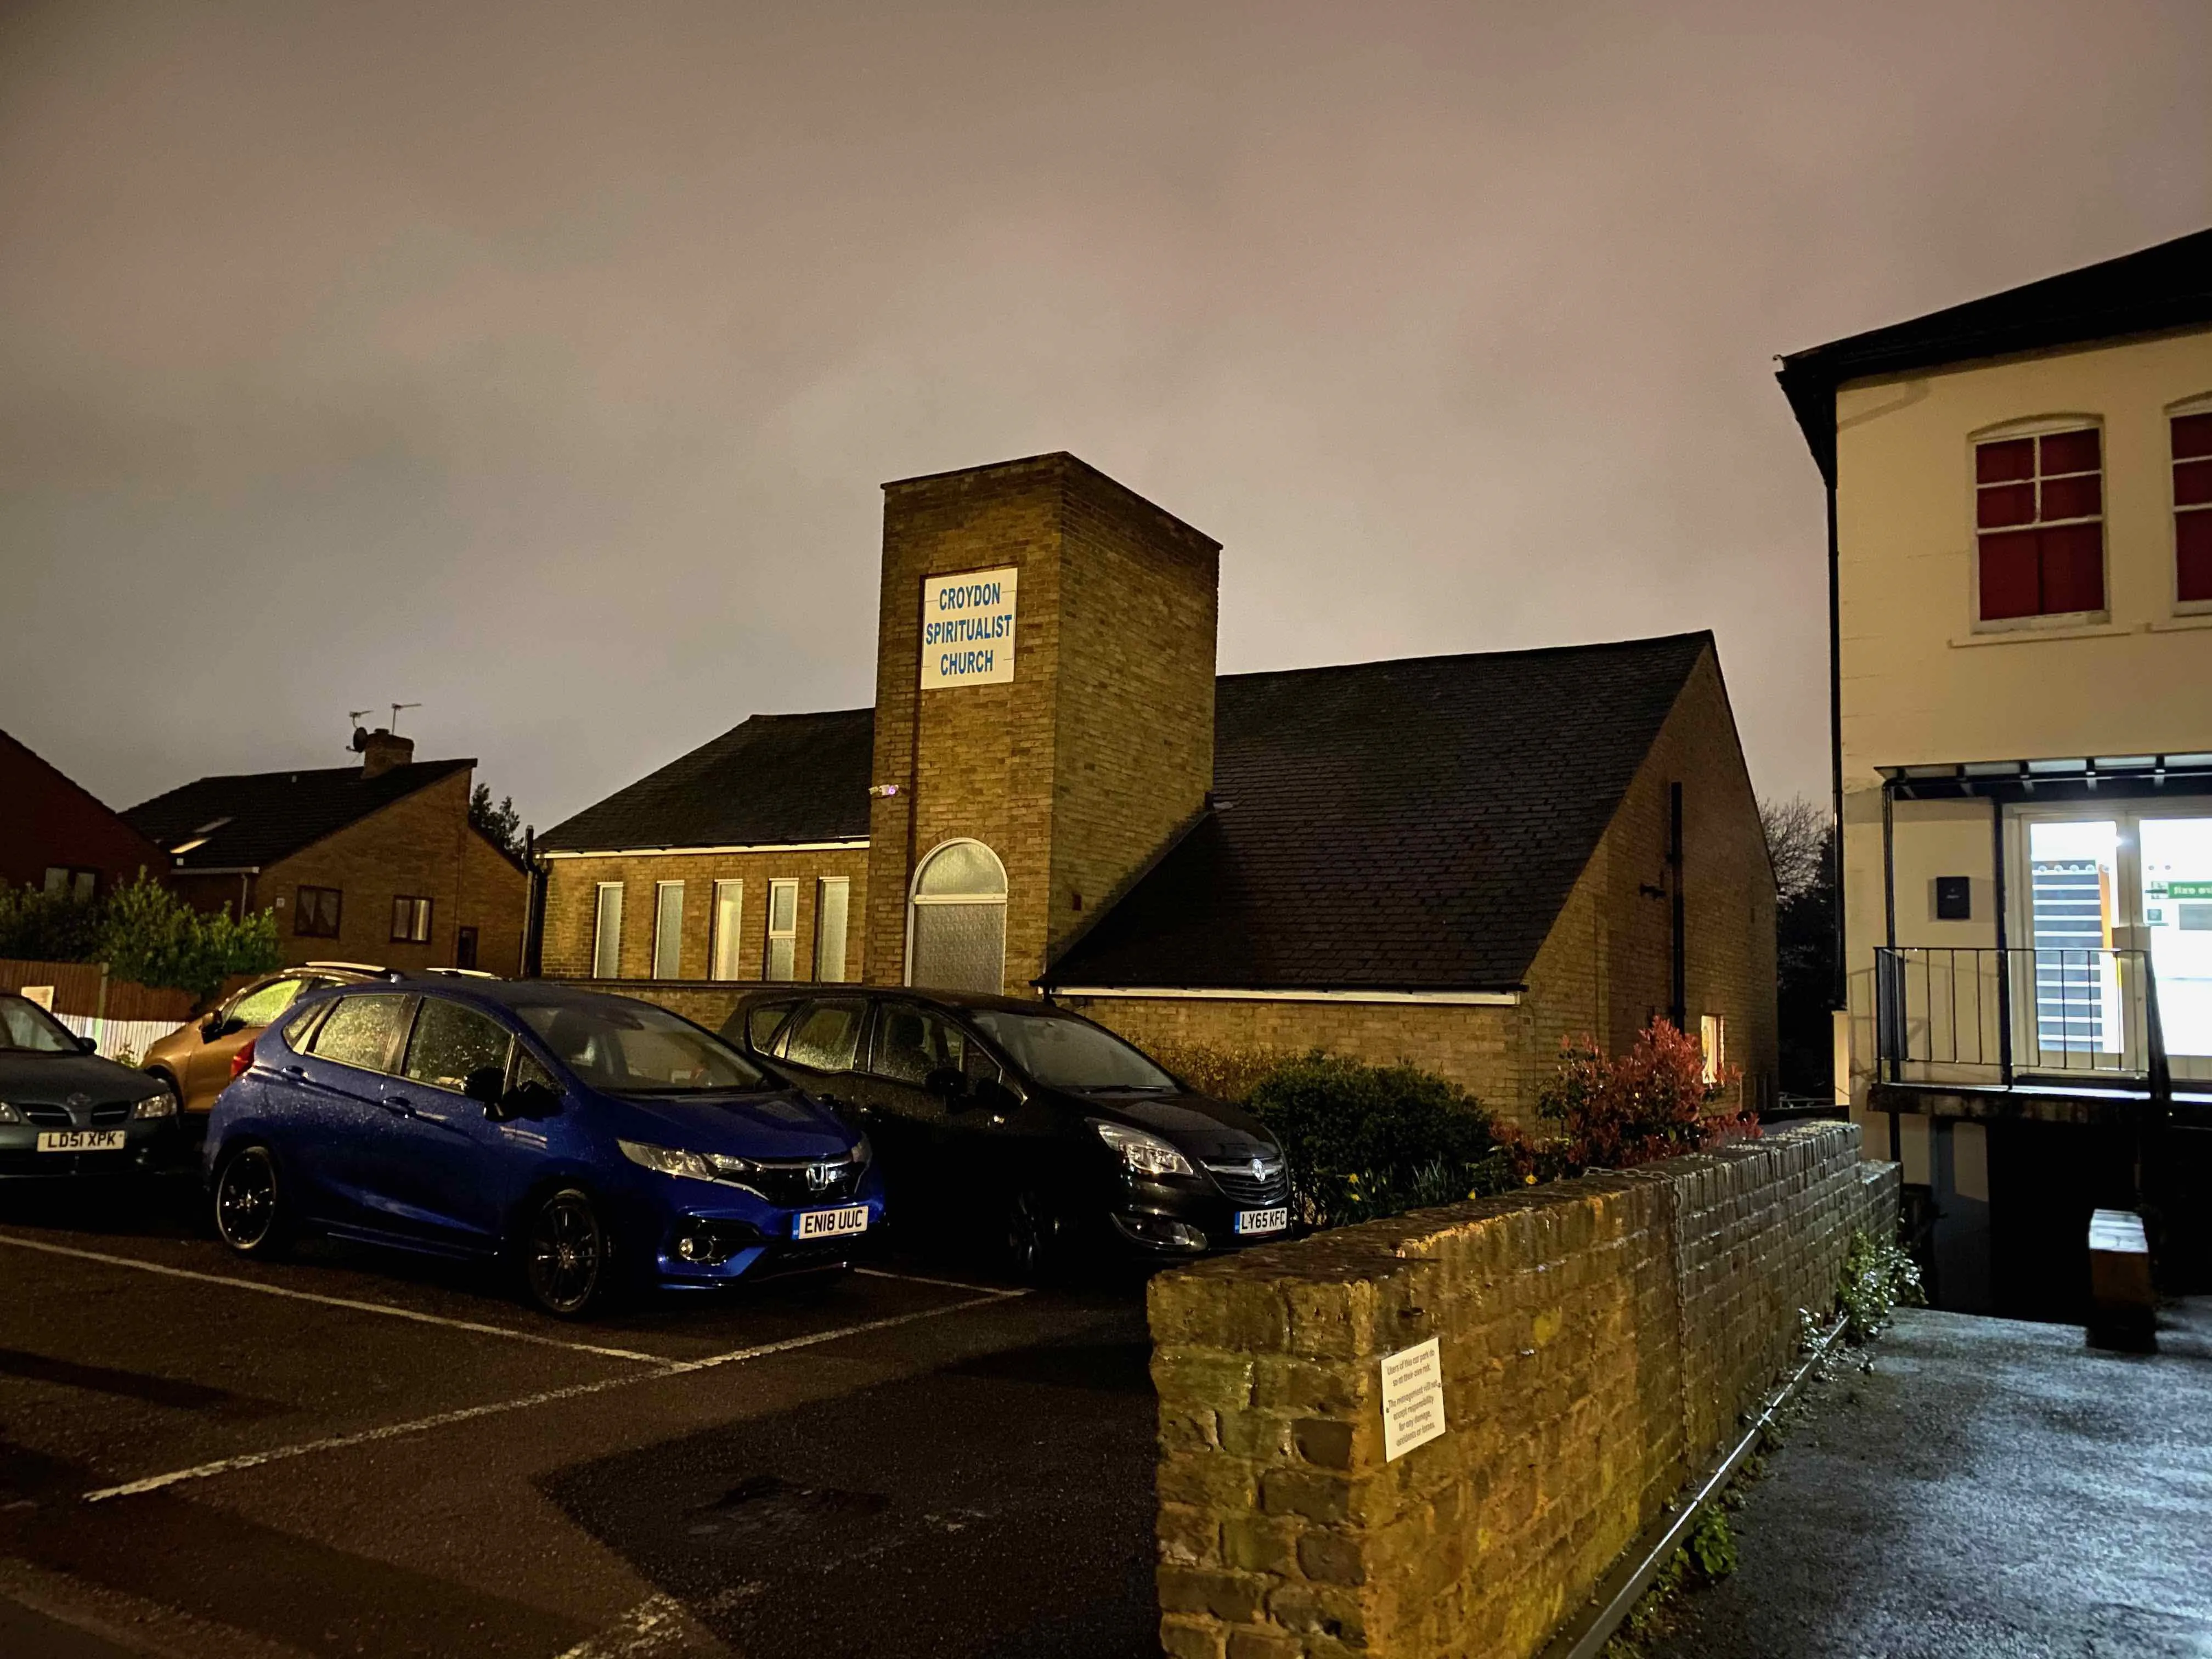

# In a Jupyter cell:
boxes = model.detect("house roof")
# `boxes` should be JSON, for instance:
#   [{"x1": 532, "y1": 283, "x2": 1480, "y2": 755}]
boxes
[
  {"x1": 1045, "y1": 631, "x2": 1714, "y2": 992},
  {"x1": 1778, "y1": 225, "x2": 2212, "y2": 483},
  {"x1": 125, "y1": 759, "x2": 474, "y2": 872},
  {"x1": 536, "y1": 708, "x2": 875, "y2": 853}
]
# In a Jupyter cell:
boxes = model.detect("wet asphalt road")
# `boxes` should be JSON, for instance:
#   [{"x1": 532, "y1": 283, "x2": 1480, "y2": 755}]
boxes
[
  {"x1": 1641, "y1": 1302, "x2": 2212, "y2": 1659},
  {"x1": 0, "y1": 1176, "x2": 1163, "y2": 1659}
]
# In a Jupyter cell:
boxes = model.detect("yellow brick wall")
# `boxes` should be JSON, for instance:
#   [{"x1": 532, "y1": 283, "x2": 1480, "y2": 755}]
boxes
[
  {"x1": 539, "y1": 847, "x2": 870, "y2": 983},
  {"x1": 1147, "y1": 1125, "x2": 1897, "y2": 1659}
]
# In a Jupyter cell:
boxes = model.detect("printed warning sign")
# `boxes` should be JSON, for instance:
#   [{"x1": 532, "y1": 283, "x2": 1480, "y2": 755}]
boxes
[{"x1": 1380, "y1": 1337, "x2": 1444, "y2": 1461}]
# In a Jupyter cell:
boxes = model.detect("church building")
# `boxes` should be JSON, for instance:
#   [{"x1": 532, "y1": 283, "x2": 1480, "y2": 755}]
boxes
[{"x1": 532, "y1": 453, "x2": 1775, "y2": 1122}]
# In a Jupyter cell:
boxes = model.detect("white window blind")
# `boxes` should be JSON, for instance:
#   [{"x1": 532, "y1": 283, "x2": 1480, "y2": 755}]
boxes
[
  {"x1": 592, "y1": 883, "x2": 624, "y2": 979},
  {"x1": 711, "y1": 880, "x2": 744, "y2": 981},
  {"x1": 815, "y1": 878, "x2": 850, "y2": 983},
  {"x1": 652, "y1": 881, "x2": 684, "y2": 980}
]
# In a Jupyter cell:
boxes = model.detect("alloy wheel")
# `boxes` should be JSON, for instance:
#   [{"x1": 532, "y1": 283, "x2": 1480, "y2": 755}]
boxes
[
  {"x1": 526, "y1": 1189, "x2": 605, "y2": 1317},
  {"x1": 215, "y1": 1147, "x2": 280, "y2": 1252}
]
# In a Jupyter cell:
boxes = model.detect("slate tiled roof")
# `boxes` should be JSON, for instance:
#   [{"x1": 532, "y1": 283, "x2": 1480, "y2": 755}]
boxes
[
  {"x1": 1778, "y1": 225, "x2": 2212, "y2": 482},
  {"x1": 537, "y1": 708, "x2": 874, "y2": 852},
  {"x1": 125, "y1": 760, "x2": 474, "y2": 872},
  {"x1": 1044, "y1": 633, "x2": 1714, "y2": 992}
]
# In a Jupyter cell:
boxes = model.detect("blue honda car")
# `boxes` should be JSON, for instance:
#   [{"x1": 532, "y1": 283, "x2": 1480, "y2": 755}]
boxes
[{"x1": 203, "y1": 977, "x2": 883, "y2": 1316}]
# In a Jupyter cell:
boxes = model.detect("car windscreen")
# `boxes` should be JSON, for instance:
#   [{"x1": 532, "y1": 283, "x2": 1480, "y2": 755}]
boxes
[
  {"x1": 0, "y1": 995, "x2": 78, "y2": 1054},
  {"x1": 515, "y1": 1000, "x2": 768, "y2": 1094},
  {"x1": 968, "y1": 1011, "x2": 1175, "y2": 1090}
]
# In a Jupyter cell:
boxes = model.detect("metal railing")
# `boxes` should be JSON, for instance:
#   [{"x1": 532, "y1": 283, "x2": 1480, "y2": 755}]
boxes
[{"x1": 1875, "y1": 946, "x2": 2170, "y2": 1090}]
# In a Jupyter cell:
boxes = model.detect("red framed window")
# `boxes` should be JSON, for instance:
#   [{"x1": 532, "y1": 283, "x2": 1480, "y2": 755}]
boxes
[
  {"x1": 1974, "y1": 426, "x2": 2104, "y2": 620},
  {"x1": 2175, "y1": 410, "x2": 2212, "y2": 605}
]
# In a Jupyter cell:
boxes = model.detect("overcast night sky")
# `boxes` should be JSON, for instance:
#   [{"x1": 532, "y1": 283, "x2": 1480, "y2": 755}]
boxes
[{"x1": 3, "y1": 1, "x2": 2208, "y2": 832}]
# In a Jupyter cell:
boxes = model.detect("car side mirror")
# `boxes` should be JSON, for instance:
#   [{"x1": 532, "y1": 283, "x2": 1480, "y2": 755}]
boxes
[
  {"x1": 200, "y1": 1017, "x2": 224, "y2": 1042},
  {"x1": 462, "y1": 1066, "x2": 505, "y2": 1107},
  {"x1": 76, "y1": 1035, "x2": 98, "y2": 1055}
]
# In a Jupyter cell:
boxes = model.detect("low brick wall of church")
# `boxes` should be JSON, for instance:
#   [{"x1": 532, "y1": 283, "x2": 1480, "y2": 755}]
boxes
[{"x1": 1146, "y1": 1121, "x2": 1898, "y2": 1659}]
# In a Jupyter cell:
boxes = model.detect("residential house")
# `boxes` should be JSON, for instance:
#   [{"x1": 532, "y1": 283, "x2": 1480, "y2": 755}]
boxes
[
  {"x1": 126, "y1": 729, "x2": 528, "y2": 977},
  {"x1": 1778, "y1": 224, "x2": 2212, "y2": 1313},
  {"x1": 0, "y1": 726, "x2": 168, "y2": 899}
]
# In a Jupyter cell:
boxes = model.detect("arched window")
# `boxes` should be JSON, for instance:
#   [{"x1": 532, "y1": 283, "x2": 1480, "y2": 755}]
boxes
[{"x1": 907, "y1": 839, "x2": 1007, "y2": 993}]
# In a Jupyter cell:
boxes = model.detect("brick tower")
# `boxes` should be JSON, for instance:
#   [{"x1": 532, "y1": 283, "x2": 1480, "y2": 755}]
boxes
[{"x1": 863, "y1": 453, "x2": 1220, "y2": 995}]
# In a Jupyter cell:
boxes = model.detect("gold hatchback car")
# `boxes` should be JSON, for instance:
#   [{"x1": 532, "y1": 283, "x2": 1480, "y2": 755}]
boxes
[{"x1": 143, "y1": 963, "x2": 390, "y2": 1125}]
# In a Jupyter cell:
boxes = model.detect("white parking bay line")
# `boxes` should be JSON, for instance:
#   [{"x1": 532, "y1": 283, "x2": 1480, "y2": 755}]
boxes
[
  {"x1": 82, "y1": 1290, "x2": 1023, "y2": 1503},
  {"x1": 0, "y1": 1232, "x2": 664, "y2": 1365},
  {"x1": 855, "y1": 1266, "x2": 1028, "y2": 1295}
]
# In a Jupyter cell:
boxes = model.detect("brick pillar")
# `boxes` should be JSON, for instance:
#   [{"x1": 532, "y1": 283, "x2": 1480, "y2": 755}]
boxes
[{"x1": 864, "y1": 453, "x2": 1220, "y2": 994}]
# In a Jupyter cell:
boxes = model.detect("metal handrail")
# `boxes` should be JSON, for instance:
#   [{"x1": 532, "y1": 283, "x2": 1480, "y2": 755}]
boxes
[{"x1": 1874, "y1": 946, "x2": 2169, "y2": 1090}]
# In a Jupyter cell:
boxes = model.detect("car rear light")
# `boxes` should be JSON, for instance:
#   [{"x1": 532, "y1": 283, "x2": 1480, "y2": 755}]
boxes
[{"x1": 230, "y1": 1039, "x2": 257, "y2": 1080}]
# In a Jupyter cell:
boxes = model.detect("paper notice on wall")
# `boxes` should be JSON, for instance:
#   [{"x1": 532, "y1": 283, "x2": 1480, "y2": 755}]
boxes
[
  {"x1": 1380, "y1": 1337, "x2": 1444, "y2": 1461},
  {"x1": 920, "y1": 567, "x2": 1018, "y2": 689},
  {"x1": 22, "y1": 986, "x2": 54, "y2": 1011}
]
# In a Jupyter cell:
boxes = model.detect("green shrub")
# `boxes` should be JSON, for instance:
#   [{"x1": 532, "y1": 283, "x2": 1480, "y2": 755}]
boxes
[
  {"x1": 0, "y1": 884, "x2": 106, "y2": 961},
  {"x1": 1837, "y1": 1227, "x2": 1925, "y2": 1344},
  {"x1": 0, "y1": 874, "x2": 281, "y2": 1003},
  {"x1": 1245, "y1": 1052, "x2": 1512, "y2": 1228}
]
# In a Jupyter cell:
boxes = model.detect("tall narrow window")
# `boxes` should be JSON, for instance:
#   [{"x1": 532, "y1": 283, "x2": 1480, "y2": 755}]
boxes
[
  {"x1": 765, "y1": 880, "x2": 799, "y2": 981},
  {"x1": 592, "y1": 883, "x2": 624, "y2": 979},
  {"x1": 1975, "y1": 425, "x2": 2104, "y2": 621},
  {"x1": 815, "y1": 877, "x2": 850, "y2": 983},
  {"x1": 907, "y1": 839, "x2": 1007, "y2": 994},
  {"x1": 711, "y1": 879, "x2": 744, "y2": 981},
  {"x1": 1700, "y1": 1014, "x2": 1727, "y2": 1086},
  {"x1": 652, "y1": 881, "x2": 685, "y2": 979},
  {"x1": 2174, "y1": 405, "x2": 2212, "y2": 606}
]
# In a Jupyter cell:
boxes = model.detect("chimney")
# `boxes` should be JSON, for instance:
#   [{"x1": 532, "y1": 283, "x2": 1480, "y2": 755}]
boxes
[{"x1": 358, "y1": 728, "x2": 415, "y2": 778}]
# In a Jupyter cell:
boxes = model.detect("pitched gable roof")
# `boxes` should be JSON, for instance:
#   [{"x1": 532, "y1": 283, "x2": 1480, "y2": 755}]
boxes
[
  {"x1": 536, "y1": 708, "x2": 874, "y2": 853},
  {"x1": 1045, "y1": 632, "x2": 1714, "y2": 992},
  {"x1": 1779, "y1": 225, "x2": 2212, "y2": 482},
  {"x1": 125, "y1": 759, "x2": 473, "y2": 872}
]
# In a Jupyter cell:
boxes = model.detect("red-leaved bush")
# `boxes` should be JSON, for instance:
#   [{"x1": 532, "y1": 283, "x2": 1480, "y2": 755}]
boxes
[{"x1": 1505, "y1": 1019, "x2": 1757, "y2": 1180}]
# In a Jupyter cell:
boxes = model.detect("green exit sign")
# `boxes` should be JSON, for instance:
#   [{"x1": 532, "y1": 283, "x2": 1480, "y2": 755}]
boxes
[{"x1": 2171, "y1": 882, "x2": 2212, "y2": 899}]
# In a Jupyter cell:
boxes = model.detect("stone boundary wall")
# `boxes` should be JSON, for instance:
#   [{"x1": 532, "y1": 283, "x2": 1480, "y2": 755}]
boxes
[{"x1": 1147, "y1": 1122, "x2": 1899, "y2": 1659}]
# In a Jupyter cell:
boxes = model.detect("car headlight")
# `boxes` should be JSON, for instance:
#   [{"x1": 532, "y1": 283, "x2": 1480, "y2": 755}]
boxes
[
  {"x1": 617, "y1": 1139, "x2": 716, "y2": 1181},
  {"x1": 0, "y1": 1102, "x2": 21, "y2": 1125},
  {"x1": 1093, "y1": 1120, "x2": 1195, "y2": 1177},
  {"x1": 133, "y1": 1085, "x2": 178, "y2": 1121}
]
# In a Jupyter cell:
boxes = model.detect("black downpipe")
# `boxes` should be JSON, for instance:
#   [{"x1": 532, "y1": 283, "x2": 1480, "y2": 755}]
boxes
[
  {"x1": 522, "y1": 826, "x2": 546, "y2": 979},
  {"x1": 1826, "y1": 480, "x2": 1846, "y2": 1013},
  {"x1": 1669, "y1": 782, "x2": 1686, "y2": 1032}
]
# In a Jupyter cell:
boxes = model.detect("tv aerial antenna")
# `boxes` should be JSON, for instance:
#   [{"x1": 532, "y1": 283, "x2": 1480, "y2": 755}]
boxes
[{"x1": 388, "y1": 703, "x2": 421, "y2": 733}]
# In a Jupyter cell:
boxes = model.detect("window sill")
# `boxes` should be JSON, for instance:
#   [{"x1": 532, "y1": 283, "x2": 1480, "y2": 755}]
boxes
[
  {"x1": 1948, "y1": 620, "x2": 2132, "y2": 648},
  {"x1": 2147, "y1": 612, "x2": 2212, "y2": 633}
]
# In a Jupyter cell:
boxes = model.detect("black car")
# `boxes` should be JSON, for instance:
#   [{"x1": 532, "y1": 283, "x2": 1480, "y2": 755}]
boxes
[
  {"x1": 723, "y1": 987, "x2": 1289, "y2": 1273},
  {"x1": 0, "y1": 993, "x2": 181, "y2": 1178}
]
